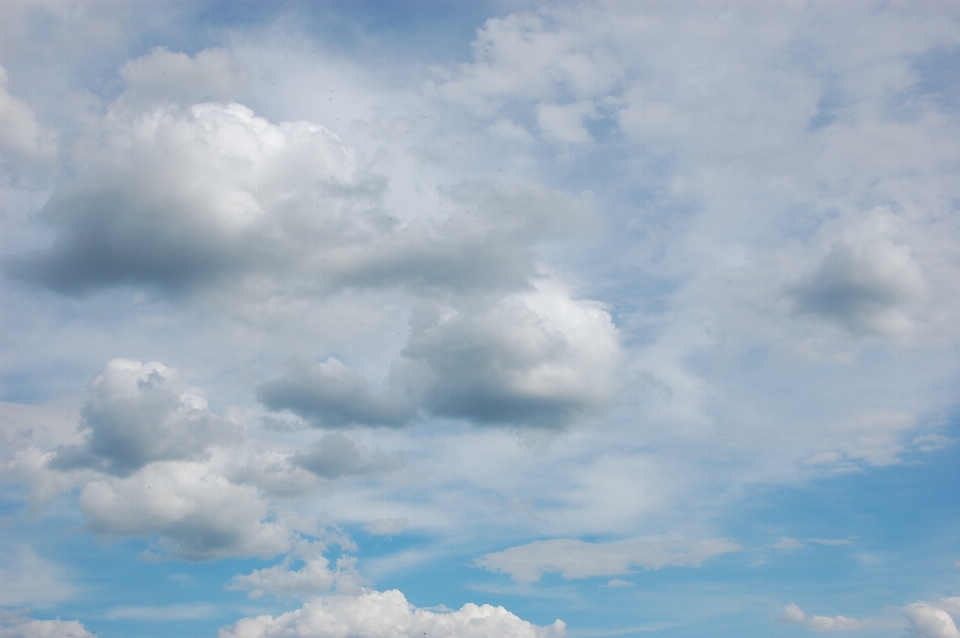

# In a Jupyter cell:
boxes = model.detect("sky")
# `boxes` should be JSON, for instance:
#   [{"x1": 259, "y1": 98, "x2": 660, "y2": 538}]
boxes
[{"x1": 0, "y1": 1, "x2": 959, "y2": 637}]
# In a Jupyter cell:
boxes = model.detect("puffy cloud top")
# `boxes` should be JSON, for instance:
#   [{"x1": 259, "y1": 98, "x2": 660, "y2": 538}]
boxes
[
  {"x1": 52, "y1": 359, "x2": 241, "y2": 475},
  {"x1": 218, "y1": 589, "x2": 566, "y2": 638}
]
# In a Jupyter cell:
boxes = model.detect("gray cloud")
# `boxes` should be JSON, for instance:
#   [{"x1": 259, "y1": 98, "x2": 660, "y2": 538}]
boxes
[
  {"x1": 788, "y1": 219, "x2": 927, "y2": 335},
  {"x1": 258, "y1": 358, "x2": 416, "y2": 429},
  {"x1": 393, "y1": 282, "x2": 621, "y2": 428},
  {"x1": 51, "y1": 359, "x2": 241, "y2": 476},
  {"x1": 292, "y1": 432, "x2": 402, "y2": 479}
]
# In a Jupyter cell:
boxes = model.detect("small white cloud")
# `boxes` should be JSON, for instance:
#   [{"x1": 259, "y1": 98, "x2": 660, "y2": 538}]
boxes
[
  {"x1": 774, "y1": 537, "x2": 805, "y2": 550},
  {"x1": 605, "y1": 579, "x2": 633, "y2": 587},
  {"x1": 777, "y1": 603, "x2": 807, "y2": 624},
  {"x1": 365, "y1": 518, "x2": 409, "y2": 537},
  {"x1": 806, "y1": 615, "x2": 866, "y2": 631}
]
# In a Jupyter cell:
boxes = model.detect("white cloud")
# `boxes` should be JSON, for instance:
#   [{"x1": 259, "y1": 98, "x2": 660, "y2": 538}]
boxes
[
  {"x1": 904, "y1": 602, "x2": 960, "y2": 638},
  {"x1": 78, "y1": 460, "x2": 291, "y2": 561},
  {"x1": 0, "y1": 617, "x2": 96, "y2": 638},
  {"x1": 475, "y1": 537, "x2": 740, "y2": 583},
  {"x1": 805, "y1": 615, "x2": 866, "y2": 631},
  {"x1": 218, "y1": 589, "x2": 566, "y2": 638}
]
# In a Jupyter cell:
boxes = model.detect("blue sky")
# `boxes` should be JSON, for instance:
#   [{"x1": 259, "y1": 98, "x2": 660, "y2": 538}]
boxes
[{"x1": 1, "y1": 1, "x2": 959, "y2": 637}]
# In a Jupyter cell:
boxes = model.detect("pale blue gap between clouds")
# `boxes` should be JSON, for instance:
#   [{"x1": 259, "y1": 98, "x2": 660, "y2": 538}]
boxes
[{"x1": 1, "y1": 2, "x2": 960, "y2": 637}]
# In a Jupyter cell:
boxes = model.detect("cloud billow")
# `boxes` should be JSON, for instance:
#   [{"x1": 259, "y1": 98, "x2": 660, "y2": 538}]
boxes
[{"x1": 51, "y1": 359, "x2": 241, "y2": 476}]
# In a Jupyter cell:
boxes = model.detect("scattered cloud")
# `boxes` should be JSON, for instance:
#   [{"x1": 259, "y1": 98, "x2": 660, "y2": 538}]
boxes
[
  {"x1": 365, "y1": 517, "x2": 409, "y2": 537},
  {"x1": 218, "y1": 589, "x2": 567, "y2": 638},
  {"x1": 475, "y1": 537, "x2": 740, "y2": 583}
]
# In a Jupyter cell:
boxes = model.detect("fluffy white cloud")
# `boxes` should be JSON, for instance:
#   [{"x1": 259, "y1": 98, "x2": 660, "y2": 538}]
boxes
[
  {"x1": 227, "y1": 542, "x2": 363, "y2": 600},
  {"x1": 0, "y1": 618, "x2": 96, "y2": 638},
  {"x1": 804, "y1": 615, "x2": 866, "y2": 631},
  {"x1": 218, "y1": 589, "x2": 566, "y2": 638},
  {"x1": 6, "y1": 58, "x2": 355, "y2": 293},
  {"x1": 52, "y1": 359, "x2": 241, "y2": 475},
  {"x1": 475, "y1": 536, "x2": 740, "y2": 583},
  {"x1": 904, "y1": 602, "x2": 960, "y2": 638}
]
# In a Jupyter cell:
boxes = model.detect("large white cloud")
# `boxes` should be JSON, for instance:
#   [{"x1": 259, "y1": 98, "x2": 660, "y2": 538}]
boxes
[
  {"x1": 79, "y1": 459, "x2": 291, "y2": 560},
  {"x1": 218, "y1": 589, "x2": 566, "y2": 638},
  {"x1": 904, "y1": 601, "x2": 960, "y2": 638}
]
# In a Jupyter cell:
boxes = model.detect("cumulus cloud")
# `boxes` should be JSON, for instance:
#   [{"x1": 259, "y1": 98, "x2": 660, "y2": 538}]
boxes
[
  {"x1": 5, "y1": 95, "x2": 353, "y2": 293},
  {"x1": 394, "y1": 280, "x2": 621, "y2": 428},
  {"x1": 51, "y1": 359, "x2": 241, "y2": 475},
  {"x1": 78, "y1": 459, "x2": 291, "y2": 561},
  {"x1": 788, "y1": 213, "x2": 928, "y2": 336},
  {"x1": 0, "y1": 617, "x2": 96, "y2": 638},
  {"x1": 218, "y1": 589, "x2": 566, "y2": 638},
  {"x1": 227, "y1": 542, "x2": 363, "y2": 600},
  {"x1": 475, "y1": 537, "x2": 740, "y2": 583},
  {"x1": 904, "y1": 601, "x2": 960, "y2": 638}
]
